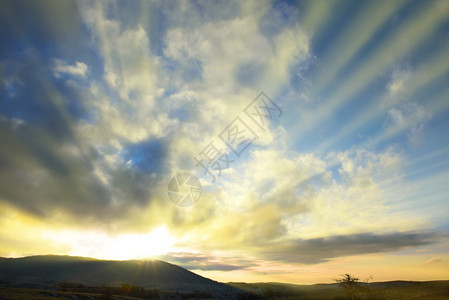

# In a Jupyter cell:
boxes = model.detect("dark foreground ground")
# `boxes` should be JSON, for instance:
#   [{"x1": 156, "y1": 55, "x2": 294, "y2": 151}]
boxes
[{"x1": 0, "y1": 279, "x2": 448, "y2": 300}]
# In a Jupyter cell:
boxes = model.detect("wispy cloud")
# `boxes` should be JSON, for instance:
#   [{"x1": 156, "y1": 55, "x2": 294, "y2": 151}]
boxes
[
  {"x1": 425, "y1": 258, "x2": 443, "y2": 265},
  {"x1": 385, "y1": 102, "x2": 431, "y2": 145},
  {"x1": 53, "y1": 59, "x2": 88, "y2": 78}
]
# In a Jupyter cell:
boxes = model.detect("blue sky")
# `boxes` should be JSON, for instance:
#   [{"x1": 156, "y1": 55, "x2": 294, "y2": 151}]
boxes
[{"x1": 0, "y1": 0, "x2": 448, "y2": 283}]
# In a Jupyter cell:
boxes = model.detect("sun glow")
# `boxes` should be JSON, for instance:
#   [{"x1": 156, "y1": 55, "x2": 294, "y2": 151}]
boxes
[{"x1": 43, "y1": 226, "x2": 176, "y2": 260}]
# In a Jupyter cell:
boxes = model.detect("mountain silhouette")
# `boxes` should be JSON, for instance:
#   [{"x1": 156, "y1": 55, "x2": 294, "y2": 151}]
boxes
[{"x1": 0, "y1": 255, "x2": 233, "y2": 293}]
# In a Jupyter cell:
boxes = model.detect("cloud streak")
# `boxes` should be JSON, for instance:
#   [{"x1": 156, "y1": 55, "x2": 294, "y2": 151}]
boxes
[{"x1": 261, "y1": 231, "x2": 443, "y2": 264}]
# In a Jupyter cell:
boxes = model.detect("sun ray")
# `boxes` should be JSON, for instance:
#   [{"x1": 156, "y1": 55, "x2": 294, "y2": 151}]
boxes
[{"x1": 289, "y1": 0, "x2": 449, "y2": 145}]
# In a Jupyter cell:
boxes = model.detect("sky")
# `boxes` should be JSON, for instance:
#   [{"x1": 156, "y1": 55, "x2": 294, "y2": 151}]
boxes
[{"x1": 0, "y1": 0, "x2": 448, "y2": 284}]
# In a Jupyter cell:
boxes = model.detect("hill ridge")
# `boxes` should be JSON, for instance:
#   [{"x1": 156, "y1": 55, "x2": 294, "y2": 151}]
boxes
[{"x1": 0, "y1": 254, "x2": 228, "y2": 293}]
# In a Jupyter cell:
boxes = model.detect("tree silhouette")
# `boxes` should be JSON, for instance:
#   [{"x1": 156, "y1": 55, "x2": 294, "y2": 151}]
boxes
[{"x1": 334, "y1": 273, "x2": 360, "y2": 300}]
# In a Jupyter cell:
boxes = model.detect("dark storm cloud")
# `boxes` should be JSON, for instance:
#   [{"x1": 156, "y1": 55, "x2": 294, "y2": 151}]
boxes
[
  {"x1": 0, "y1": 0, "x2": 85, "y2": 58},
  {"x1": 0, "y1": 0, "x2": 178, "y2": 227},
  {"x1": 0, "y1": 47, "x2": 112, "y2": 219},
  {"x1": 0, "y1": 113, "x2": 170, "y2": 221},
  {"x1": 0, "y1": 53, "x2": 169, "y2": 223},
  {"x1": 261, "y1": 231, "x2": 444, "y2": 264},
  {"x1": 0, "y1": 55, "x2": 81, "y2": 142},
  {"x1": 0, "y1": 118, "x2": 109, "y2": 217}
]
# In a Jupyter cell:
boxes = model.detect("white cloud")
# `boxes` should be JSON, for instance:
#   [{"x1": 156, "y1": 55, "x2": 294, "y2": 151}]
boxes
[
  {"x1": 378, "y1": 65, "x2": 433, "y2": 145},
  {"x1": 385, "y1": 102, "x2": 431, "y2": 145},
  {"x1": 77, "y1": 1, "x2": 170, "y2": 142},
  {"x1": 178, "y1": 143, "x2": 426, "y2": 253},
  {"x1": 159, "y1": 3, "x2": 310, "y2": 176},
  {"x1": 74, "y1": 0, "x2": 311, "y2": 188},
  {"x1": 387, "y1": 67, "x2": 412, "y2": 100},
  {"x1": 381, "y1": 65, "x2": 425, "y2": 111},
  {"x1": 53, "y1": 59, "x2": 88, "y2": 78}
]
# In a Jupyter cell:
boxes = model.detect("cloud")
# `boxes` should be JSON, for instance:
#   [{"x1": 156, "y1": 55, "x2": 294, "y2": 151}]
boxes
[
  {"x1": 53, "y1": 59, "x2": 88, "y2": 78},
  {"x1": 261, "y1": 231, "x2": 443, "y2": 264},
  {"x1": 0, "y1": 0, "x2": 84, "y2": 49},
  {"x1": 0, "y1": 118, "x2": 110, "y2": 219},
  {"x1": 385, "y1": 67, "x2": 413, "y2": 103},
  {"x1": 0, "y1": 115, "x2": 24, "y2": 129},
  {"x1": 425, "y1": 258, "x2": 443, "y2": 265},
  {"x1": 161, "y1": 0, "x2": 309, "y2": 136},
  {"x1": 0, "y1": 52, "x2": 171, "y2": 225},
  {"x1": 188, "y1": 264, "x2": 246, "y2": 271},
  {"x1": 160, "y1": 252, "x2": 254, "y2": 271},
  {"x1": 316, "y1": 1, "x2": 406, "y2": 93},
  {"x1": 289, "y1": 0, "x2": 449, "y2": 145},
  {"x1": 385, "y1": 102, "x2": 431, "y2": 144},
  {"x1": 165, "y1": 145, "x2": 429, "y2": 263}
]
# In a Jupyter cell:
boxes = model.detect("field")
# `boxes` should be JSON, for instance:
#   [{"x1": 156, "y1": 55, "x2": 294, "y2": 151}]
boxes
[
  {"x1": 229, "y1": 280, "x2": 449, "y2": 299},
  {"x1": 1, "y1": 280, "x2": 448, "y2": 299}
]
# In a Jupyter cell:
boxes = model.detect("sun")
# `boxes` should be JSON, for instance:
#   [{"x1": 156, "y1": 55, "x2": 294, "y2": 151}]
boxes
[
  {"x1": 106, "y1": 226, "x2": 176, "y2": 260},
  {"x1": 44, "y1": 225, "x2": 177, "y2": 260}
]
